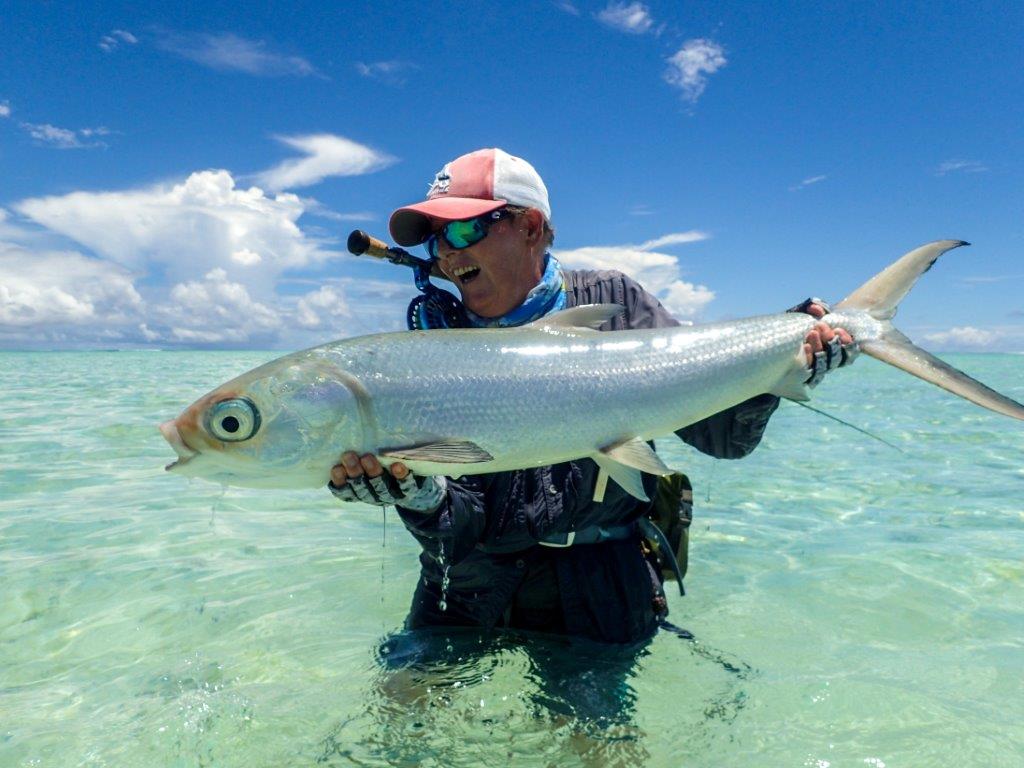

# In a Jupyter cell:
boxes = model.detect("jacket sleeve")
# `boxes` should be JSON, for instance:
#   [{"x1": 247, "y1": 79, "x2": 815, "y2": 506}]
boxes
[
  {"x1": 617, "y1": 272, "x2": 782, "y2": 459},
  {"x1": 395, "y1": 476, "x2": 490, "y2": 565}
]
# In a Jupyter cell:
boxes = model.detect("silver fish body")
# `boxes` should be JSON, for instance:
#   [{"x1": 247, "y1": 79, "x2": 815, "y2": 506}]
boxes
[{"x1": 160, "y1": 241, "x2": 1024, "y2": 495}]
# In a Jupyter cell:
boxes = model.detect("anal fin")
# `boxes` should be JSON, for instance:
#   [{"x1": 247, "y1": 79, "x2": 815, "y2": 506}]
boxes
[
  {"x1": 591, "y1": 438, "x2": 672, "y2": 502},
  {"x1": 603, "y1": 437, "x2": 674, "y2": 476}
]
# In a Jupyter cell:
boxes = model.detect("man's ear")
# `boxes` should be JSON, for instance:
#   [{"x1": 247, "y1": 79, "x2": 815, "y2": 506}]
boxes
[{"x1": 524, "y1": 208, "x2": 546, "y2": 246}]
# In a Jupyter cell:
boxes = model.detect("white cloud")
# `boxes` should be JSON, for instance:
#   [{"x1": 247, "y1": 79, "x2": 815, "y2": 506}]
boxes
[
  {"x1": 163, "y1": 268, "x2": 281, "y2": 343},
  {"x1": 157, "y1": 31, "x2": 319, "y2": 77},
  {"x1": 661, "y1": 281, "x2": 715, "y2": 318},
  {"x1": 3, "y1": 168, "x2": 419, "y2": 347},
  {"x1": 790, "y1": 174, "x2": 827, "y2": 191},
  {"x1": 0, "y1": 243, "x2": 143, "y2": 343},
  {"x1": 99, "y1": 29, "x2": 138, "y2": 52},
  {"x1": 231, "y1": 248, "x2": 262, "y2": 266},
  {"x1": 664, "y1": 39, "x2": 727, "y2": 102},
  {"x1": 555, "y1": 230, "x2": 714, "y2": 318},
  {"x1": 20, "y1": 122, "x2": 109, "y2": 149},
  {"x1": 637, "y1": 231, "x2": 710, "y2": 250},
  {"x1": 355, "y1": 60, "x2": 417, "y2": 85},
  {"x1": 597, "y1": 2, "x2": 654, "y2": 34},
  {"x1": 935, "y1": 159, "x2": 988, "y2": 176},
  {"x1": 295, "y1": 285, "x2": 352, "y2": 329},
  {"x1": 253, "y1": 134, "x2": 395, "y2": 192},
  {"x1": 0, "y1": 101, "x2": 10, "y2": 118},
  {"x1": 14, "y1": 169, "x2": 334, "y2": 290},
  {"x1": 555, "y1": 1, "x2": 581, "y2": 15},
  {"x1": 961, "y1": 274, "x2": 1024, "y2": 284},
  {"x1": 923, "y1": 326, "x2": 997, "y2": 349},
  {"x1": 628, "y1": 204, "x2": 655, "y2": 216}
]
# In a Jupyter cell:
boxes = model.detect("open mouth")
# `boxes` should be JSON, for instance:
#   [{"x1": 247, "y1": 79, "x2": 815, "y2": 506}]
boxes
[
  {"x1": 159, "y1": 420, "x2": 198, "y2": 471},
  {"x1": 451, "y1": 264, "x2": 481, "y2": 285}
]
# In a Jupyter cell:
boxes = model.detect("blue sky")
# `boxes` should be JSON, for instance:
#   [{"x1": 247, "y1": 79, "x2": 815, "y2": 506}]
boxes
[{"x1": 1, "y1": 0, "x2": 1022, "y2": 350}]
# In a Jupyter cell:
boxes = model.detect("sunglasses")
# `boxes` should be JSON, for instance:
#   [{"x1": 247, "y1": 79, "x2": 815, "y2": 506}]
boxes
[{"x1": 425, "y1": 208, "x2": 515, "y2": 260}]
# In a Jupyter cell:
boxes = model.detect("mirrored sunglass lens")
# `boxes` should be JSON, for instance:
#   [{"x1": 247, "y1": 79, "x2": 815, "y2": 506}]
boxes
[{"x1": 444, "y1": 218, "x2": 486, "y2": 248}]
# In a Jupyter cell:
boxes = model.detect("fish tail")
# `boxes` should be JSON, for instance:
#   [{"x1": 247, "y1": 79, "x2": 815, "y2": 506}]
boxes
[{"x1": 836, "y1": 240, "x2": 1024, "y2": 420}]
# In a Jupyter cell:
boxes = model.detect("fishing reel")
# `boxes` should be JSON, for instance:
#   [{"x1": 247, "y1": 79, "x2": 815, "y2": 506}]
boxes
[{"x1": 346, "y1": 230, "x2": 466, "y2": 330}]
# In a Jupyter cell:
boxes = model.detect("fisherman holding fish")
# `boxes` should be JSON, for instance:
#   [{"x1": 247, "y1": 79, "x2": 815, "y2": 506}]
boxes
[{"x1": 328, "y1": 149, "x2": 856, "y2": 643}]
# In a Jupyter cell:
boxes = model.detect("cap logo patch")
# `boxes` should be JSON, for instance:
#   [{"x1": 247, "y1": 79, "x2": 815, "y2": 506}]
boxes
[{"x1": 428, "y1": 164, "x2": 452, "y2": 197}]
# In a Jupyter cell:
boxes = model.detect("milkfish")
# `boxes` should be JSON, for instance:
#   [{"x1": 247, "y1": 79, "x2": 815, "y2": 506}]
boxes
[{"x1": 160, "y1": 240, "x2": 1024, "y2": 500}]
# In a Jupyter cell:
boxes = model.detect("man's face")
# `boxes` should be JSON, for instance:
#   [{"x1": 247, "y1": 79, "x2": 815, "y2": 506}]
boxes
[{"x1": 434, "y1": 210, "x2": 545, "y2": 318}]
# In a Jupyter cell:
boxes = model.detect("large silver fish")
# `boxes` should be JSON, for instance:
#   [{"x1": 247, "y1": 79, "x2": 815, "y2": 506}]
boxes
[{"x1": 160, "y1": 241, "x2": 1024, "y2": 500}]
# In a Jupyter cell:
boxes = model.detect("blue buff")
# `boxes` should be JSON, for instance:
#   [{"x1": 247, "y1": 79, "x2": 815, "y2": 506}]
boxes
[{"x1": 463, "y1": 253, "x2": 567, "y2": 328}]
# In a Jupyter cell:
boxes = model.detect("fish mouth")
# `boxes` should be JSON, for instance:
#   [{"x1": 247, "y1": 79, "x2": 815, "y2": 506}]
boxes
[{"x1": 159, "y1": 419, "x2": 198, "y2": 470}]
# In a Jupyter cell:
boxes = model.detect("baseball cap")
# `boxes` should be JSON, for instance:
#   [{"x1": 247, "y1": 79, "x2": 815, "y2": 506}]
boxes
[{"x1": 389, "y1": 148, "x2": 551, "y2": 247}]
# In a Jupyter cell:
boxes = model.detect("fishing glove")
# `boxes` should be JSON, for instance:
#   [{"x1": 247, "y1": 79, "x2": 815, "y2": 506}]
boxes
[
  {"x1": 787, "y1": 297, "x2": 860, "y2": 387},
  {"x1": 328, "y1": 473, "x2": 447, "y2": 512}
]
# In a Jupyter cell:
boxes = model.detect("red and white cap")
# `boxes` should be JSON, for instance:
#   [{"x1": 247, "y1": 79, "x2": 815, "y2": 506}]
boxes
[{"x1": 389, "y1": 148, "x2": 551, "y2": 246}]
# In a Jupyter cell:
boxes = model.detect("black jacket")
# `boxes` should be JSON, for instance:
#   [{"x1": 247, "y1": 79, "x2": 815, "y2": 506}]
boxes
[{"x1": 395, "y1": 270, "x2": 779, "y2": 643}]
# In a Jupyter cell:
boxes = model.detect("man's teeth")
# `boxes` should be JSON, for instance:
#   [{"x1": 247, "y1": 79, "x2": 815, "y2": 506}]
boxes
[{"x1": 452, "y1": 265, "x2": 480, "y2": 282}]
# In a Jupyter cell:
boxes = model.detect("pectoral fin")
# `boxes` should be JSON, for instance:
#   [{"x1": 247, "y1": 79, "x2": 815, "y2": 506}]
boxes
[{"x1": 380, "y1": 440, "x2": 494, "y2": 463}]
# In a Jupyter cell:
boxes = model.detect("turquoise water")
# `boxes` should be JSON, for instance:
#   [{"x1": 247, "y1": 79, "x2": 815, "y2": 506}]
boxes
[{"x1": 2, "y1": 351, "x2": 1023, "y2": 767}]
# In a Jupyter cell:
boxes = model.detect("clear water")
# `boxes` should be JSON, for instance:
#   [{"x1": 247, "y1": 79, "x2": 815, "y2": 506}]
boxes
[{"x1": 2, "y1": 351, "x2": 1023, "y2": 767}]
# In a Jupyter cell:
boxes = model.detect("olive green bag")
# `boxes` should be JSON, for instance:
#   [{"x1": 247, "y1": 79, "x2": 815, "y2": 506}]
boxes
[{"x1": 648, "y1": 472, "x2": 693, "y2": 584}]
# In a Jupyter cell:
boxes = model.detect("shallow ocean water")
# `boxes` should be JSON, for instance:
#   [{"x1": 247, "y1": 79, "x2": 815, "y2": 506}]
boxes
[{"x1": 1, "y1": 350, "x2": 1022, "y2": 767}]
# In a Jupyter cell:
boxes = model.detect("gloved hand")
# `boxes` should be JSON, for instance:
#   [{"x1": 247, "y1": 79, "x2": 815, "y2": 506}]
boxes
[
  {"x1": 329, "y1": 451, "x2": 446, "y2": 512},
  {"x1": 787, "y1": 297, "x2": 859, "y2": 387}
]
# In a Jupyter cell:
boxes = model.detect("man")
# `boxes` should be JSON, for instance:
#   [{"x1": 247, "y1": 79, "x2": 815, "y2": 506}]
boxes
[{"x1": 330, "y1": 148, "x2": 854, "y2": 644}]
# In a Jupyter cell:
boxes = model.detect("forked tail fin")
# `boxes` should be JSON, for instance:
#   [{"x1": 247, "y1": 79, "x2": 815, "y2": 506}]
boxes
[{"x1": 835, "y1": 240, "x2": 1024, "y2": 421}]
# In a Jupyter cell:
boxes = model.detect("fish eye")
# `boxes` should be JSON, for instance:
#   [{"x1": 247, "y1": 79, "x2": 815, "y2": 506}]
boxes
[{"x1": 206, "y1": 398, "x2": 260, "y2": 442}]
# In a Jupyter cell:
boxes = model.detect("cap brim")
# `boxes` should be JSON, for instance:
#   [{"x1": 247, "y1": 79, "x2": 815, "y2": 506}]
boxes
[{"x1": 389, "y1": 197, "x2": 507, "y2": 246}]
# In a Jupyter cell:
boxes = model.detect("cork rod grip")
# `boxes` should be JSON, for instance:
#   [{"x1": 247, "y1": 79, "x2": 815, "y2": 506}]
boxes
[{"x1": 347, "y1": 230, "x2": 392, "y2": 259}]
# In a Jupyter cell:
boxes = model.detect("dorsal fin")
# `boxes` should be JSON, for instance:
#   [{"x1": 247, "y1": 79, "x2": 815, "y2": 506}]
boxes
[{"x1": 526, "y1": 304, "x2": 622, "y2": 332}]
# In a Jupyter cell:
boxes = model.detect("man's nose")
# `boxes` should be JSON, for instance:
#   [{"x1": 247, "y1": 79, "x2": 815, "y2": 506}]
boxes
[{"x1": 434, "y1": 238, "x2": 456, "y2": 259}]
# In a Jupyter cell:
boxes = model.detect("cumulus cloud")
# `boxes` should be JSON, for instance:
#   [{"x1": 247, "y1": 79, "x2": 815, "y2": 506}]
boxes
[
  {"x1": 157, "y1": 31, "x2": 319, "y2": 77},
  {"x1": 14, "y1": 169, "x2": 335, "y2": 290},
  {"x1": 555, "y1": 1, "x2": 581, "y2": 15},
  {"x1": 664, "y1": 39, "x2": 727, "y2": 102},
  {"x1": 162, "y1": 268, "x2": 281, "y2": 344},
  {"x1": 355, "y1": 60, "x2": 418, "y2": 85},
  {"x1": 923, "y1": 326, "x2": 997, "y2": 349},
  {"x1": 253, "y1": 134, "x2": 395, "y2": 192},
  {"x1": 935, "y1": 159, "x2": 988, "y2": 176},
  {"x1": 99, "y1": 29, "x2": 138, "y2": 52},
  {"x1": 555, "y1": 230, "x2": 714, "y2": 318},
  {"x1": 0, "y1": 243, "x2": 144, "y2": 343},
  {"x1": 20, "y1": 122, "x2": 109, "y2": 149},
  {"x1": 3, "y1": 165, "x2": 417, "y2": 347},
  {"x1": 597, "y1": 2, "x2": 654, "y2": 34},
  {"x1": 295, "y1": 285, "x2": 352, "y2": 329},
  {"x1": 0, "y1": 101, "x2": 10, "y2": 118}
]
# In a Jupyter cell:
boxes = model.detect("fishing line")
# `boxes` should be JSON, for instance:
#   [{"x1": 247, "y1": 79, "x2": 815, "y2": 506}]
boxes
[
  {"x1": 380, "y1": 506, "x2": 388, "y2": 628},
  {"x1": 790, "y1": 400, "x2": 904, "y2": 453}
]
